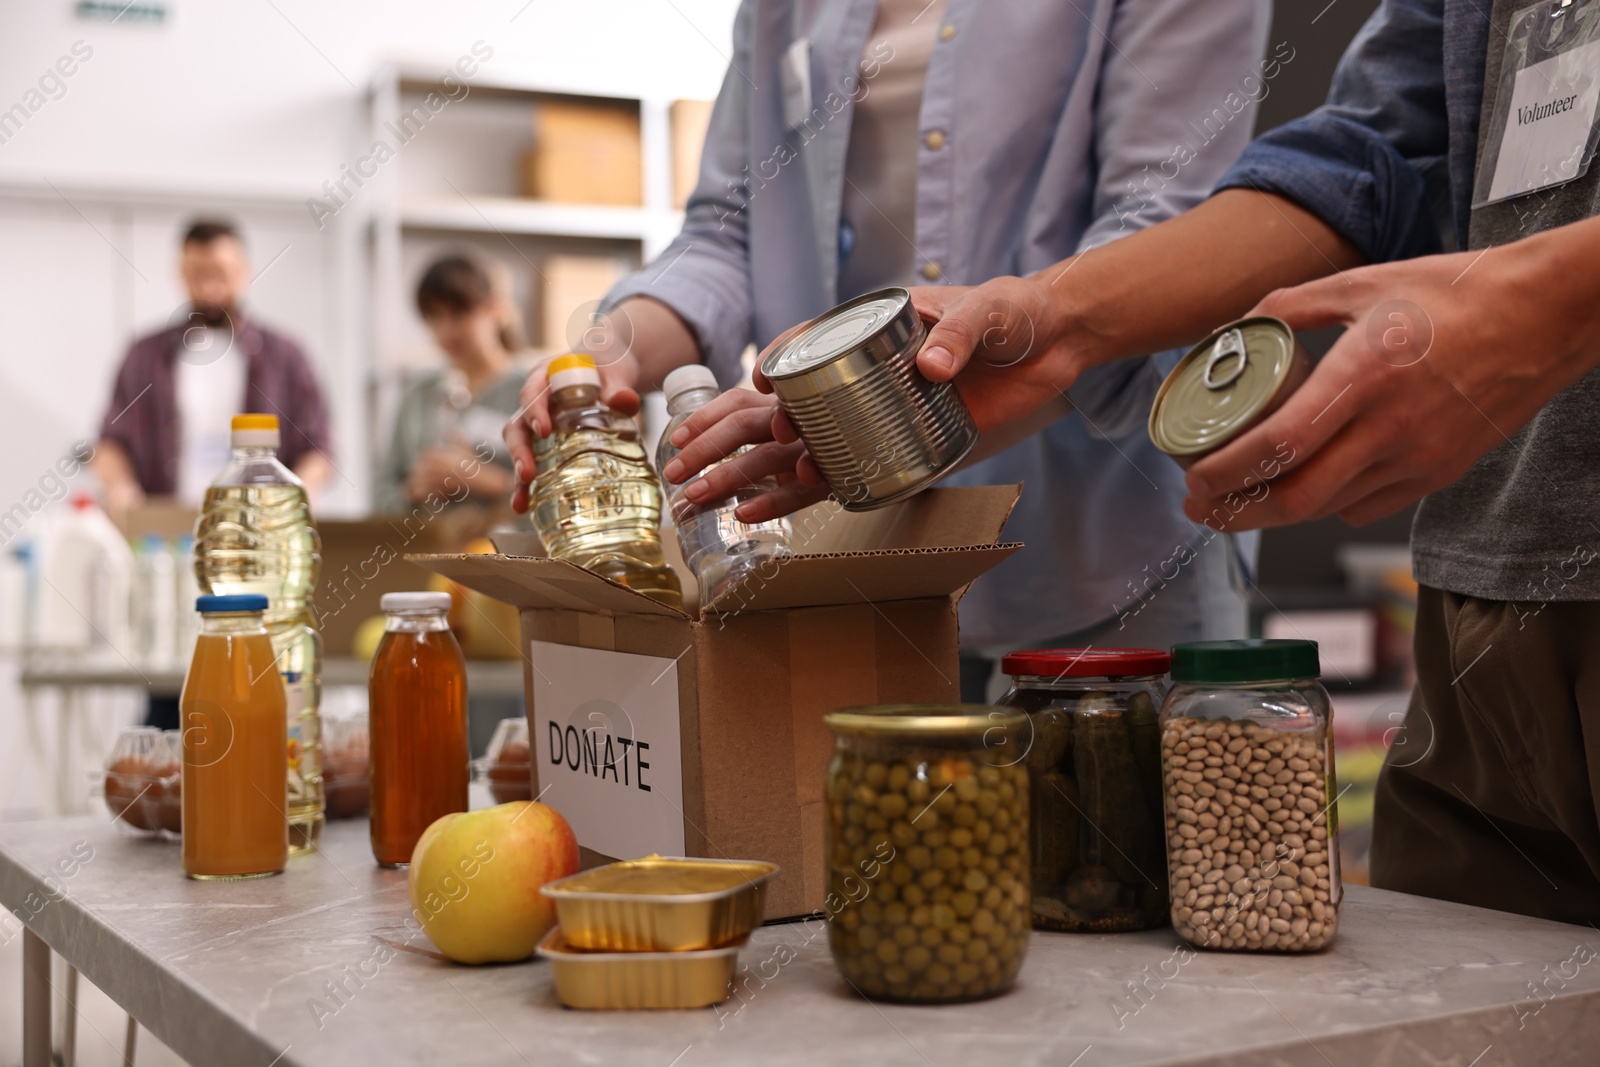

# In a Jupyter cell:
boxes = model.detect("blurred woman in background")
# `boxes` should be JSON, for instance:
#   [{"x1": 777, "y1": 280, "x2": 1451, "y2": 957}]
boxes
[{"x1": 375, "y1": 254, "x2": 527, "y2": 515}]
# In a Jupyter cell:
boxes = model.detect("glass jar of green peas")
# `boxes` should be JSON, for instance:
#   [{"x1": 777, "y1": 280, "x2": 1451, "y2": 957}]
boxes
[{"x1": 822, "y1": 705, "x2": 1031, "y2": 1003}]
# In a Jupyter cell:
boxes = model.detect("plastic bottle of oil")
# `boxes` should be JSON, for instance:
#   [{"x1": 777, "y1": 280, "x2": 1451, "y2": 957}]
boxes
[
  {"x1": 530, "y1": 354, "x2": 681, "y2": 609},
  {"x1": 655, "y1": 365, "x2": 791, "y2": 607},
  {"x1": 193, "y1": 414, "x2": 325, "y2": 852}
]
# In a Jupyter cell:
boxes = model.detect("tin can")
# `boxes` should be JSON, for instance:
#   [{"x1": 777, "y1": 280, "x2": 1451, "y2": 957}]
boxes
[
  {"x1": 1148, "y1": 316, "x2": 1313, "y2": 466},
  {"x1": 759, "y1": 287, "x2": 977, "y2": 511}
]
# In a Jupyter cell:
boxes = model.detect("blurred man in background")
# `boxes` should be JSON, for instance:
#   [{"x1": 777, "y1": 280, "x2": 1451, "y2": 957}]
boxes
[{"x1": 93, "y1": 219, "x2": 334, "y2": 518}]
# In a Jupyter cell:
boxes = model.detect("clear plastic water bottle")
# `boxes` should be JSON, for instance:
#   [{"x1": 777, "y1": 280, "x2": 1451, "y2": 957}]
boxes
[
  {"x1": 133, "y1": 534, "x2": 178, "y2": 669},
  {"x1": 655, "y1": 365, "x2": 791, "y2": 608},
  {"x1": 193, "y1": 414, "x2": 324, "y2": 853},
  {"x1": 530, "y1": 354, "x2": 682, "y2": 609}
]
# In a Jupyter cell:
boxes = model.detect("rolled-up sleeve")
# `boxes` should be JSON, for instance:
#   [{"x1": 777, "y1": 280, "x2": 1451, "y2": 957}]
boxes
[
  {"x1": 1216, "y1": 0, "x2": 1449, "y2": 263},
  {"x1": 600, "y1": 0, "x2": 757, "y2": 386}
]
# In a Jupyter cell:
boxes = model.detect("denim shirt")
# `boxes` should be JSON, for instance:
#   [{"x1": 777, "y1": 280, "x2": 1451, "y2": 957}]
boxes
[
  {"x1": 1220, "y1": 0, "x2": 1600, "y2": 602},
  {"x1": 1217, "y1": 0, "x2": 1492, "y2": 259},
  {"x1": 606, "y1": 0, "x2": 1271, "y2": 646}
]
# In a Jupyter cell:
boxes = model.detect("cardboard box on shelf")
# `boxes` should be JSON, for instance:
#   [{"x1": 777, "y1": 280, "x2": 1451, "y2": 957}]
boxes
[
  {"x1": 669, "y1": 99, "x2": 714, "y2": 209},
  {"x1": 522, "y1": 100, "x2": 642, "y2": 207},
  {"x1": 413, "y1": 484, "x2": 1022, "y2": 918},
  {"x1": 539, "y1": 254, "x2": 628, "y2": 352},
  {"x1": 313, "y1": 517, "x2": 492, "y2": 659},
  {"x1": 117, "y1": 502, "x2": 199, "y2": 542}
]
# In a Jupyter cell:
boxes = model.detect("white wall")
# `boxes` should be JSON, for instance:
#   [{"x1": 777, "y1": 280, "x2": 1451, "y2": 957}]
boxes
[{"x1": 0, "y1": 0, "x2": 738, "y2": 517}]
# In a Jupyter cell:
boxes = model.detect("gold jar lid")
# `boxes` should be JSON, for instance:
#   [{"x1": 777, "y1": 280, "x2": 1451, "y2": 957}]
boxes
[{"x1": 824, "y1": 703, "x2": 1027, "y2": 738}]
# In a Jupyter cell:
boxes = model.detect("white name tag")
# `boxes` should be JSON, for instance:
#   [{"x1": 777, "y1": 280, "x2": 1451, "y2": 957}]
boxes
[
  {"x1": 1486, "y1": 36, "x2": 1600, "y2": 202},
  {"x1": 529, "y1": 640, "x2": 685, "y2": 859},
  {"x1": 782, "y1": 37, "x2": 813, "y2": 130}
]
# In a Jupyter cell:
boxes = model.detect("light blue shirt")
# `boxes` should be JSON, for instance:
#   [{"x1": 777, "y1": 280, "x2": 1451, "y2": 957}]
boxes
[{"x1": 607, "y1": 0, "x2": 1270, "y2": 646}]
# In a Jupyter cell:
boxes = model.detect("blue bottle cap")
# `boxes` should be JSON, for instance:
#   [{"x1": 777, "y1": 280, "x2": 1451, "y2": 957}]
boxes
[{"x1": 195, "y1": 594, "x2": 269, "y2": 613}]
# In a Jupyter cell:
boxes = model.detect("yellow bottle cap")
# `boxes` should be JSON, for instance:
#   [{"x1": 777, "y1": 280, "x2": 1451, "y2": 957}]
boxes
[
  {"x1": 231, "y1": 414, "x2": 280, "y2": 431},
  {"x1": 548, "y1": 353, "x2": 597, "y2": 375}
]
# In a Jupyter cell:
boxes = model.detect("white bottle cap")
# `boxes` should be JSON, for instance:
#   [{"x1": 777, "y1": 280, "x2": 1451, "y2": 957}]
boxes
[
  {"x1": 547, "y1": 353, "x2": 602, "y2": 392},
  {"x1": 380, "y1": 591, "x2": 452, "y2": 613},
  {"x1": 663, "y1": 364, "x2": 719, "y2": 405},
  {"x1": 230, "y1": 414, "x2": 281, "y2": 449}
]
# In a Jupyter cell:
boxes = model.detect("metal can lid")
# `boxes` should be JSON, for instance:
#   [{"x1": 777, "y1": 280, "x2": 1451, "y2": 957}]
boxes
[
  {"x1": 1149, "y1": 316, "x2": 1297, "y2": 458},
  {"x1": 1169, "y1": 639, "x2": 1320, "y2": 683},
  {"x1": 1000, "y1": 647, "x2": 1171, "y2": 679},
  {"x1": 760, "y1": 288, "x2": 917, "y2": 380},
  {"x1": 823, "y1": 703, "x2": 1027, "y2": 738}
]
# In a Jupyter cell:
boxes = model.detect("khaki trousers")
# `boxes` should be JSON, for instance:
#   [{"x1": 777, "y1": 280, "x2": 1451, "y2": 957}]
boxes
[{"x1": 1371, "y1": 585, "x2": 1600, "y2": 923}]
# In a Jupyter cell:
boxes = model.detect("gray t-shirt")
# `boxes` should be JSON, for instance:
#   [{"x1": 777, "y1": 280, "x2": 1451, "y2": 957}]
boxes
[{"x1": 1410, "y1": 0, "x2": 1600, "y2": 603}]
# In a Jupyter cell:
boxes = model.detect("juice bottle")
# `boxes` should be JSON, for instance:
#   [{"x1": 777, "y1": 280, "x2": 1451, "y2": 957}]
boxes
[
  {"x1": 181, "y1": 594, "x2": 288, "y2": 880},
  {"x1": 530, "y1": 354, "x2": 681, "y2": 608},
  {"x1": 369, "y1": 592, "x2": 469, "y2": 866},
  {"x1": 655, "y1": 364, "x2": 791, "y2": 607},
  {"x1": 194, "y1": 414, "x2": 325, "y2": 853}
]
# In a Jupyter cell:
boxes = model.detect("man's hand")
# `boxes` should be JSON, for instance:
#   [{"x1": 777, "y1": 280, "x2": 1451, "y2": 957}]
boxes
[
  {"x1": 1184, "y1": 221, "x2": 1600, "y2": 529},
  {"x1": 909, "y1": 276, "x2": 1086, "y2": 432}
]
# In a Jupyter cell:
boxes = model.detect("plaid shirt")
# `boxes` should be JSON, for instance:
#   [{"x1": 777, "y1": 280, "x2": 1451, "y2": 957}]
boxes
[{"x1": 98, "y1": 315, "x2": 333, "y2": 495}]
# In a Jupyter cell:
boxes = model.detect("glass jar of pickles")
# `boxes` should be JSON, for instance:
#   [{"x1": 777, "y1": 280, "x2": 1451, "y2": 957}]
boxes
[
  {"x1": 1160, "y1": 640, "x2": 1339, "y2": 952},
  {"x1": 998, "y1": 648, "x2": 1171, "y2": 933},
  {"x1": 822, "y1": 705, "x2": 1031, "y2": 1004}
]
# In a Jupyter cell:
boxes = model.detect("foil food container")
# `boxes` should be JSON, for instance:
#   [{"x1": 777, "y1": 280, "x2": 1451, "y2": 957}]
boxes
[
  {"x1": 759, "y1": 287, "x2": 977, "y2": 511},
  {"x1": 541, "y1": 855, "x2": 779, "y2": 952},
  {"x1": 538, "y1": 927, "x2": 744, "y2": 1010}
]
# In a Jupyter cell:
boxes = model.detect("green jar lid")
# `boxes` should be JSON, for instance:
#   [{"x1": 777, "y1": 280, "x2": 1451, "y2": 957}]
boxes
[{"x1": 1169, "y1": 639, "x2": 1320, "y2": 683}]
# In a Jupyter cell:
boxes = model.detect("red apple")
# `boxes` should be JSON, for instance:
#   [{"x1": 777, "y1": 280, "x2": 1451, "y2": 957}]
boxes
[{"x1": 407, "y1": 801, "x2": 579, "y2": 964}]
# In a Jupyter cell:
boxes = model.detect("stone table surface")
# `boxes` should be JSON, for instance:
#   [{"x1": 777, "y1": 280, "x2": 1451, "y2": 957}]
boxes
[{"x1": 3, "y1": 814, "x2": 1599, "y2": 1067}]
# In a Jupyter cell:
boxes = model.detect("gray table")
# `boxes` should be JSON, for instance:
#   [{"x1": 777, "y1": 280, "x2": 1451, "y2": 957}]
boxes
[{"x1": 4, "y1": 814, "x2": 1599, "y2": 1067}]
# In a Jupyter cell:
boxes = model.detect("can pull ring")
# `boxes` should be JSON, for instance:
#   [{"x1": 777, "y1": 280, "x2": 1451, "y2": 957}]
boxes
[{"x1": 1203, "y1": 328, "x2": 1248, "y2": 390}]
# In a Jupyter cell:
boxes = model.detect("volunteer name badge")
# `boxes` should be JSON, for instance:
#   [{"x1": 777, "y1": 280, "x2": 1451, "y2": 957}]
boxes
[
  {"x1": 1482, "y1": 3, "x2": 1600, "y2": 203},
  {"x1": 528, "y1": 641, "x2": 685, "y2": 858}
]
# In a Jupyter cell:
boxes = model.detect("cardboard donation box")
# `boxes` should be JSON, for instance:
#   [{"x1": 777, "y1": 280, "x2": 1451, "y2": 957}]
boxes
[{"x1": 413, "y1": 485, "x2": 1022, "y2": 917}]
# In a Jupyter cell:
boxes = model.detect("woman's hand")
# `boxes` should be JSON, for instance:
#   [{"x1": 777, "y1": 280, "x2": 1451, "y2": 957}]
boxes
[
  {"x1": 503, "y1": 350, "x2": 641, "y2": 513},
  {"x1": 659, "y1": 387, "x2": 829, "y2": 522}
]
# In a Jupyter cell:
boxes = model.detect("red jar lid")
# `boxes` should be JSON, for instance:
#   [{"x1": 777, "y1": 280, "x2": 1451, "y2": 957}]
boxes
[{"x1": 1000, "y1": 647, "x2": 1171, "y2": 679}]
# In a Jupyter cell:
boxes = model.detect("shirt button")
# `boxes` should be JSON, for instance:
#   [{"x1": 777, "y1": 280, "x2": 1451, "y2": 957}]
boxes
[
  {"x1": 924, "y1": 130, "x2": 946, "y2": 151},
  {"x1": 921, "y1": 261, "x2": 943, "y2": 282},
  {"x1": 939, "y1": 23, "x2": 956, "y2": 42}
]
